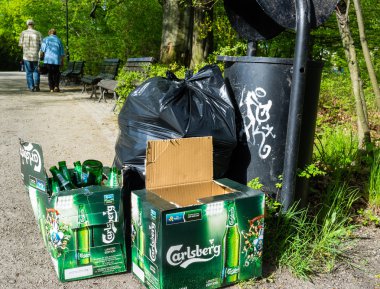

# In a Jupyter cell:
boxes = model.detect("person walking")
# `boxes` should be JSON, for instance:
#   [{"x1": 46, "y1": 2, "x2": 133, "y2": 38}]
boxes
[
  {"x1": 19, "y1": 19, "x2": 43, "y2": 92},
  {"x1": 40, "y1": 29, "x2": 65, "y2": 92}
]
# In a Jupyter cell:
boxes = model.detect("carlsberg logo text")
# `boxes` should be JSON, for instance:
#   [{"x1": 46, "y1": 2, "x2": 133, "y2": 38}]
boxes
[
  {"x1": 20, "y1": 143, "x2": 42, "y2": 173},
  {"x1": 102, "y1": 206, "x2": 118, "y2": 244},
  {"x1": 166, "y1": 241, "x2": 221, "y2": 268},
  {"x1": 149, "y1": 222, "x2": 157, "y2": 262}
]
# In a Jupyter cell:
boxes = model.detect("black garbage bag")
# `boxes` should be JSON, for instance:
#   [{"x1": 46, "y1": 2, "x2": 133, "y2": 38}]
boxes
[{"x1": 113, "y1": 64, "x2": 236, "y2": 179}]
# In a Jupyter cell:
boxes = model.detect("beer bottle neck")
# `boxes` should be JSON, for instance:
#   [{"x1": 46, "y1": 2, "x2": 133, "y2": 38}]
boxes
[
  {"x1": 226, "y1": 203, "x2": 237, "y2": 227},
  {"x1": 78, "y1": 205, "x2": 88, "y2": 226}
]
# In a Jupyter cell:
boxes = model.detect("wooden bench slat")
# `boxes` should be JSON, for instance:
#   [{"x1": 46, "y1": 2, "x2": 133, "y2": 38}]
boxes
[
  {"x1": 81, "y1": 58, "x2": 121, "y2": 98},
  {"x1": 93, "y1": 57, "x2": 155, "y2": 111},
  {"x1": 98, "y1": 79, "x2": 118, "y2": 91}
]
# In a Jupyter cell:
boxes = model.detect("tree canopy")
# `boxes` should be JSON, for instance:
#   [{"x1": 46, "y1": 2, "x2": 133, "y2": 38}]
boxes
[{"x1": 0, "y1": 0, "x2": 379, "y2": 79}]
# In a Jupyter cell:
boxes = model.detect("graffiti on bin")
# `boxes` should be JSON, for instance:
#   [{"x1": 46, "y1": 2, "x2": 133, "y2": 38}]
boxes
[{"x1": 239, "y1": 87, "x2": 276, "y2": 159}]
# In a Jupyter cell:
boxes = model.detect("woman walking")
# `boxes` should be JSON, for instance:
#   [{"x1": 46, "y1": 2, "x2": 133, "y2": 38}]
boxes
[{"x1": 40, "y1": 29, "x2": 65, "y2": 92}]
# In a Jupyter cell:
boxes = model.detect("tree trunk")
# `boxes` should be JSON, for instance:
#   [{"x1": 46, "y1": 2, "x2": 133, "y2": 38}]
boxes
[
  {"x1": 189, "y1": 2, "x2": 213, "y2": 69},
  {"x1": 336, "y1": 3, "x2": 371, "y2": 149},
  {"x1": 352, "y1": 0, "x2": 380, "y2": 111},
  {"x1": 359, "y1": 79, "x2": 369, "y2": 123},
  {"x1": 160, "y1": 0, "x2": 192, "y2": 65}
]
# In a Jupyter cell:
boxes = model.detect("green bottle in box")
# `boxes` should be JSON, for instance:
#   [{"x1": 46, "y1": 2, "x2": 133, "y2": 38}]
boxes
[
  {"x1": 77, "y1": 204, "x2": 91, "y2": 265},
  {"x1": 82, "y1": 160, "x2": 103, "y2": 186},
  {"x1": 221, "y1": 200, "x2": 241, "y2": 285},
  {"x1": 58, "y1": 161, "x2": 73, "y2": 185},
  {"x1": 73, "y1": 161, "x2": 83, "y2": 187},
  {"x1": 138, "y1": 210, "x2": 145, "y2": 270},
  {"x1": 108, "y1": 167, "x2": 119, "y2": 187},
  {"x1": 50, "y1": 166, "x2": 76, "y2": 191}
]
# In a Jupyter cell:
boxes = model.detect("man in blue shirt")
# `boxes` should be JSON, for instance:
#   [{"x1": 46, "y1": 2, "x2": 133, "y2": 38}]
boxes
[{"x1": 40, "y1": 29, "x2": 65, "y2": 92}]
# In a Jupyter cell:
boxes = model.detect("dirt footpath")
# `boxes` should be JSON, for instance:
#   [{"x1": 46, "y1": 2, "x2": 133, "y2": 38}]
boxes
[
  {"x1": 0, "y1": 72, "x2": 144, "y2": 289},
  {"x1": 0, "y1": 72, "x2": 379, "y2": 289}
]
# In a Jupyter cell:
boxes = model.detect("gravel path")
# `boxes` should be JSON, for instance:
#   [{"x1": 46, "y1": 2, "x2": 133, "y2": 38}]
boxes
[
  {"x1": 0, "y1": 72, "x2": 143, "y2": 289},
  {"x1": 0, "y1": 72, "x2": 379, "y2": 289}
]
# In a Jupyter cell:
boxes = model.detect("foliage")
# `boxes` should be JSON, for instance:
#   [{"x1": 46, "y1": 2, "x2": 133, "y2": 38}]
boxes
[
  {"x1": 115, "y1": 62, "x2": 188, "y2": 111},
  {"x1": 357, "y1": 208, "x2": 380, "y2": 227},
  {"x1": 314, "y1": 128, "x2": 358, "y2": 176},
  {"x1": 368, "y1": 149, "x2": 380, "y2": 208},
  {"x1": 297, "y1": 163, "x2": 326, "y2": 179},
  {"x1": 114, "y1": 69, "x2": 145, "y2": 108},
  {"x1": 262, "y1": 124, "x2": 378, "y2": 278},
  {"x1": 212, "y1": 1, "x2": 240, "y2": 51},
  {"x1": 312, "y1": 126, "x2": 376, "y2": 207},
  {"x1": 0, "y1": 0, "x2": 162, "y2": 70},
  {"x1": 1, "y1": 0, "x2": 379, "y2": 282},
  {"x1": 209, "y1": 41, "x2": 247, "y2": 58},
  {"x1": 148, "y1": 62, "x2": 187, "y2": 79},
  {"x1": 247, "y1": 178, "x2": 263, "y2": 190},
  {"x1": 264, "y1": 185, "x2": 358, "y2": 279},
  {"x1": 317, "y1": 71, "x2": 356, "y2": 126}
]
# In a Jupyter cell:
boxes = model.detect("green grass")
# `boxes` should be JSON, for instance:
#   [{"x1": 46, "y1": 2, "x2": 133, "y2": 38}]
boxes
[
  {"x1": 256, "y1": 126, "x2": 366, "y2": 279},
  {"x1": 314, "y1": 128, "x2": 358, "y2": 172},
  {"x1": 264, "y1": 184, "x2": 358, "y2": 279},
  {"x1": 369, "y1": 150, "x2": 380, "y2": 208}
]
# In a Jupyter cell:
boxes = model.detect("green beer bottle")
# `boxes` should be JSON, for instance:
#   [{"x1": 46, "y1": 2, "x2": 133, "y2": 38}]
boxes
[
  {"x1": 82, "y1": 160, "x2": 103, "y2": 186},
  {"x1": 107, "y1": 167, "x2": 119, "y2": 187},
  {"x1": 46, "y1": 173, "x2": 52, "y2": 195},
  {"x1": 51, "y1": 179, "x2": 60, "y2": 195},
  {"x1": 37, "y1": 199, "x2": 48, "y2": 247},
  {"x1": 138, "y1": 211, "x2": 145, "y2": 269},
  {"x1": 58, "y1": 161, "x2": 73, "y2": 185},
  {"x1": 221, "y1": 200, "x2": 241, "y2": 285},
  {"x1": 49, "y1": 166, "x2": 76, "y2": 191},
  {"x1": 73, "y1": 161, "x2": 83, "y2": 187},
  {"x1": 77, "y1": 204, "x2": 91, "y2": 265}
]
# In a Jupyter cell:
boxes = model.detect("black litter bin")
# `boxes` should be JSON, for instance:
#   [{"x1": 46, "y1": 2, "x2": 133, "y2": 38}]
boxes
[{"x1": 221, "y1": 56, "x2": 323, "y2": 200}]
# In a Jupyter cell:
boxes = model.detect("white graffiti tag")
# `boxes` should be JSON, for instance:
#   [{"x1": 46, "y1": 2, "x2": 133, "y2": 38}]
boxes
[{"x1": 239, "y1": 87, "x2": 275, "y2": 159}]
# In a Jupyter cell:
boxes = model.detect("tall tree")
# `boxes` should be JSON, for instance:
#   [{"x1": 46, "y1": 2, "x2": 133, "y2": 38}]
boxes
[
  {"x1": 189, "y1": 0, "x2": 214, "y2": 68},
  {"x1": 352, "y1": 0, "x2": 380, "y2": 110},
  {"x1": 336, "y1": 0, "x2": 371, "y2": 149},
  {"x1": 159, "y1": 0, "x2": 192, "y2": 65}
]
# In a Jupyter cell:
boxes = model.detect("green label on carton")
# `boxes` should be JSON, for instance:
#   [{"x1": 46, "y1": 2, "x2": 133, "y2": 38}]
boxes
[
  {"x1": 21, "y1": 140, "x2": 127, "y2": 282},
  {"x1": 20, "y1": 140, "x2": 46, "y2": 191},
  {"x1": 131, "y1": 184, "x2": 265, "y2": 289}
]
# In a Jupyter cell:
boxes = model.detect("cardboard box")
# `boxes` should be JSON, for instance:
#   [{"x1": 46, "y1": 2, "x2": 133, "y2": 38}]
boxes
[
  {"x1": 131, "y1": 137, "x2": 265, "y2": 289},
  {"x1": 19, "y1": 140, "x2": 127, "y2": 282}
]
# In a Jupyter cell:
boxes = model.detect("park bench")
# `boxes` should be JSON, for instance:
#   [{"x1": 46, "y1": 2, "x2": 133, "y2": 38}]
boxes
[
  {"x1": 60, "y1": 61, "x2": 75, "y2": 84},
  {"x1": 67, "y1": 61, "x2": 85, "y2": 84},
  {"x1": 81, "y1": 58, "x2": 121, "y2": 98},
  {"x1": 96, "y1": 57, "x2": 156, "y2": 111},
  {"x1": 124, "y1": 57, "x2": 156, "y2": 79},
  {"x1": 96, "y1": 79, "x2": 119, "y2": 111},
  {"x1": 61, "y1": 61, "x2": 85, "y2": 85}
]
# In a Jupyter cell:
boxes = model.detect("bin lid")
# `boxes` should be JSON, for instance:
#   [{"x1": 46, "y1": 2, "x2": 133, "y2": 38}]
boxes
[
  {"x1": 145, "y1": 137, "x2": 213, "y2": 190},
  {"x1": 224, "y1": 0, "x2": 285, "y2": 40},
  {"x1": 256, "y1": 0, "x2": 339, "y2": 29}
]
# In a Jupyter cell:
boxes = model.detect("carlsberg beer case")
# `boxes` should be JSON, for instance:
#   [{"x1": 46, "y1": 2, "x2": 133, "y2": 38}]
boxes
[
  {"x1": 131, "y1": 137, "x2": 265, "y2": 289},
  {"x1": 19, "y1": 140, "x2": 127, "y2": 282}
]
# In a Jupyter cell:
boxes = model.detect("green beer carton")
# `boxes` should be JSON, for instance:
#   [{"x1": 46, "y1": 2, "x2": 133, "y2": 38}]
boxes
[
  {"x1": 131, "y1": 137, "x2": 265, "y2": 289},
  {"x1": 19, "y1": 140, "x2": 127, "y2": 282}
]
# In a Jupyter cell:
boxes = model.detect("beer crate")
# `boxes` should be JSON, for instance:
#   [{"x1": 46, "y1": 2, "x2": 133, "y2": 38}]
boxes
[
  {"x1": 131, "y1": 137, "x2": 265, "y2": 289},
  {"x1": 19, "y1": 141, "x2": 127, "y2": 282}
]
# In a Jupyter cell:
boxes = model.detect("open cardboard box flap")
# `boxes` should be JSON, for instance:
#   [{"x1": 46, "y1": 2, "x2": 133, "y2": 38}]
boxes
[
  {"x1": 146, "y1": 137, "x2": 213, "y2": 189},
  {"x1": 145, "y1": 137, "x2": 234, "y2": 207}
]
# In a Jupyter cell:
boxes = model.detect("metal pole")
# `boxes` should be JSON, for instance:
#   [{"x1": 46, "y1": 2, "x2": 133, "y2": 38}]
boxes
[
  {"x1": 280, "y1": 0, "x2": 310, "y2": 211},
  {"x1": 247, "y1": 40, "x2": 257, "y2": 56},
  {"x1": 66, "y1": 0, "x2": 70, "y2": 62}
]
